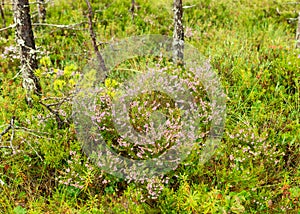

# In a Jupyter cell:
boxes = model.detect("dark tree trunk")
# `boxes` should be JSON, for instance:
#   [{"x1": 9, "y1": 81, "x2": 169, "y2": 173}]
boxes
[
  {"x1": 173, "y1": 0, "x2": 184, "y2": 64},
  {"x1": 85, "y1": 0, "x2": 107, "y2": 73},
  {"x1": 296, "y1": 12, "x2": 300, "y2": 49},
  {"x1": 130, "y1": 0, "x2": 135, "y2": 20},
  {"x1": 13, "y1": 0, "x2": 41, "y2": 105},
  {"x1": 0, "y1": 0, "x2": 6, "y2": 28}
]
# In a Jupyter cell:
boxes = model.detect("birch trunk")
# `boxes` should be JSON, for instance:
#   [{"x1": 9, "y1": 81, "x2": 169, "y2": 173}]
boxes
[
  {"x1": 13, "y1": 0, "x2": 41, "y2": 105},
  {"x1": 173, "y1": 0, "x2": 184, "y2": 64}
]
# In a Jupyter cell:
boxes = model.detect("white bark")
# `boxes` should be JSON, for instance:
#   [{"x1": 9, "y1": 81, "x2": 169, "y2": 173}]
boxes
[
  {"x1": 13, "y1": 0, "x2": 41, "y2": 105},
  {"x1": 173, "y1": 0, "x2": 184, "y2": 64}
]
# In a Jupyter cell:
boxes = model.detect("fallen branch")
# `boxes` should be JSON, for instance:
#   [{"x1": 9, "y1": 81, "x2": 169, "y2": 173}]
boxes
[
  {"x1": 9, "y1": 117, "x2": 15, "y2": 153},
  {"x1": 41, "y1": 96, "x2": 72, "y2": 107},
  {"x1": 0, "y1": 122, "x2": 12, "y2": 139},
  {"x1": 33, "y1": 0, "x2": 51, "y2": 5},
  {"x1": 0, "y1": 116, "x2": 15, "y2": 152},
  {"x1": 41, "y1": 93, "x2": 74, "y2": 101},
  {"x1": 0, "y1": 24, "x2": 16, "y2": 32},
  {"x1": 2, "y1": 0, "x2": 52, "y2": 5},
  {"x1": 39, "y1": 101, "x2": 68, "y2": 129},
  {"x1": 32, "y1": 21, "x2": 87, "y2": 30},
  {"x1": 183, "y1": 4, "x2": 196, "y2": 9},
  {"x1": 284, "y1": 2, "x2": 300, "y2": 4},
  {"x1": 15, "y1": 126, "x2": 51, "y2": 137},
  {"x1": 0, "y1": 117, "x2": 48, "y2": 160},
  {"x1": 26, "y1": 140, "x2": 43, "y2": 161},
  {"x1": 287, "y1": 17, "x2": 298, "y2": 22},
  {"x1": 0, "y1": 145, "x2": 13, "y2": 149}
]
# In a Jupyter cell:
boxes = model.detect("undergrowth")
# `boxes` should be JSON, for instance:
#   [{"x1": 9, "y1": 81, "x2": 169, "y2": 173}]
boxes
[{"x1": 0, "y1": 0, "x2": 299, "y2": 213}]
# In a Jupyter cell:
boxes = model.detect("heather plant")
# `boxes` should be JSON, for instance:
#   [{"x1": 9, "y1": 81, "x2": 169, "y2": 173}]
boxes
[{"x1": 88, "y1": 63, "x2": 212, "y2": 161}]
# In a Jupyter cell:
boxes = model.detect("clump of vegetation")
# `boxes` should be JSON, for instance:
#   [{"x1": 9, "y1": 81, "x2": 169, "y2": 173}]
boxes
[{"x1": 0, "y1": 0, "x2": 299, "y2": 213}]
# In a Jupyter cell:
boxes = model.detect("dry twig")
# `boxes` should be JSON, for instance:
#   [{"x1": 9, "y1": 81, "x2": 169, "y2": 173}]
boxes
[
  {"x1": 0, "y1": 23, "x2": 16, "y2": 32},
  {"x1": 39, "y1": 101, "x2": 68, "y2": 129},
  {"x1": 32, "y1": 21, "x2": 87, "y2": 30},
  {"x1": 0, "y1": 117, "x2": 15, "y2": 151}
]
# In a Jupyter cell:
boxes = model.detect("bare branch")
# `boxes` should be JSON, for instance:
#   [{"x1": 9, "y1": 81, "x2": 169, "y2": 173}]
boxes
[
  {"x1": 0, "y1": 22, "x2": 87, "y2": 32},
  {"x1": 0, "y1": 116, "x2": 15, "y2": 151},
  {"x1": 0, "y1": 23, "x2": 16, "y2": 32},
  {"x1": 39, "y1": 101, "x2": 68, "y2": 129},
  {"x1": 287, "y1": 18, "x2": 298, "y2": 22},
  {"x1": 15, "y1": 126, "x2": 51, "y2": 136},
  {"x1": 0, "y1": 0, "x2": 52, "y2": 5},
  {"x1": 32, "y1": 21, "x2": 87, "y2": 30},
  {"x1": 11, "y1": 70, "x2": 22, "y2": 80},
  {"x1": 0, "y1": 145, "x2": 13, "y2": 149},
  {"x1": 0, "y1": 117, "x2": 51, "y2": 156},
  {"x1": 40, "y1": 93, "x2": 74, "y2": 108},
  {"x1": 182, "y1": 4, "x2": 196, "y2": 9},
  {"x1": 9, "y1": 117, "x2": 15, "y2": 153},
  {"x1": 26, "y1": 140, "x2": 43, "y2": 161},
  {"x1": 283, "y1": 2, "x2": 300, "y2": 5},
  {"x1": 41, "y1": 94, "x2": 74, "y2": 101},
  {"x1": 33, "y1": 0, "x2": 51, "y2": 5},
  {"x1": 0, "y1": 125, "x2": 12, "y2": 138},
  {"x1": 43, "y1": 97, "x2": 72, "y2": 107}
]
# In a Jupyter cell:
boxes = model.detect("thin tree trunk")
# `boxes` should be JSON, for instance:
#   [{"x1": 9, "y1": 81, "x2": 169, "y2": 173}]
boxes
[
  {"x1": 85, "y1": 0, "x2": 107, "y2": 73},
  {"x1": 130, "y1": 0, "x2": 135, "y2": 20},
  {"x1": 172, "y1": 0, "x2": 184, "y2": 64},
  {"x1": 296, "y1": 12, "x2": 300, "y2": 49},
  {"x1": 37, "y1": 0, "x2": 46, "y2": 22},
  {"x1": 0, "y1": 0, "x2": 6, "y2": 28},
  {"x1": 13, "y1": 0, "x2": 41, "y2": 105}
]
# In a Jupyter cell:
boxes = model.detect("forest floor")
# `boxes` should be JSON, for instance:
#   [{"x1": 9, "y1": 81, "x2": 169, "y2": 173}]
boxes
[{"x1": 0, "y1": 0, "x2": 299, "y2": 213}]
